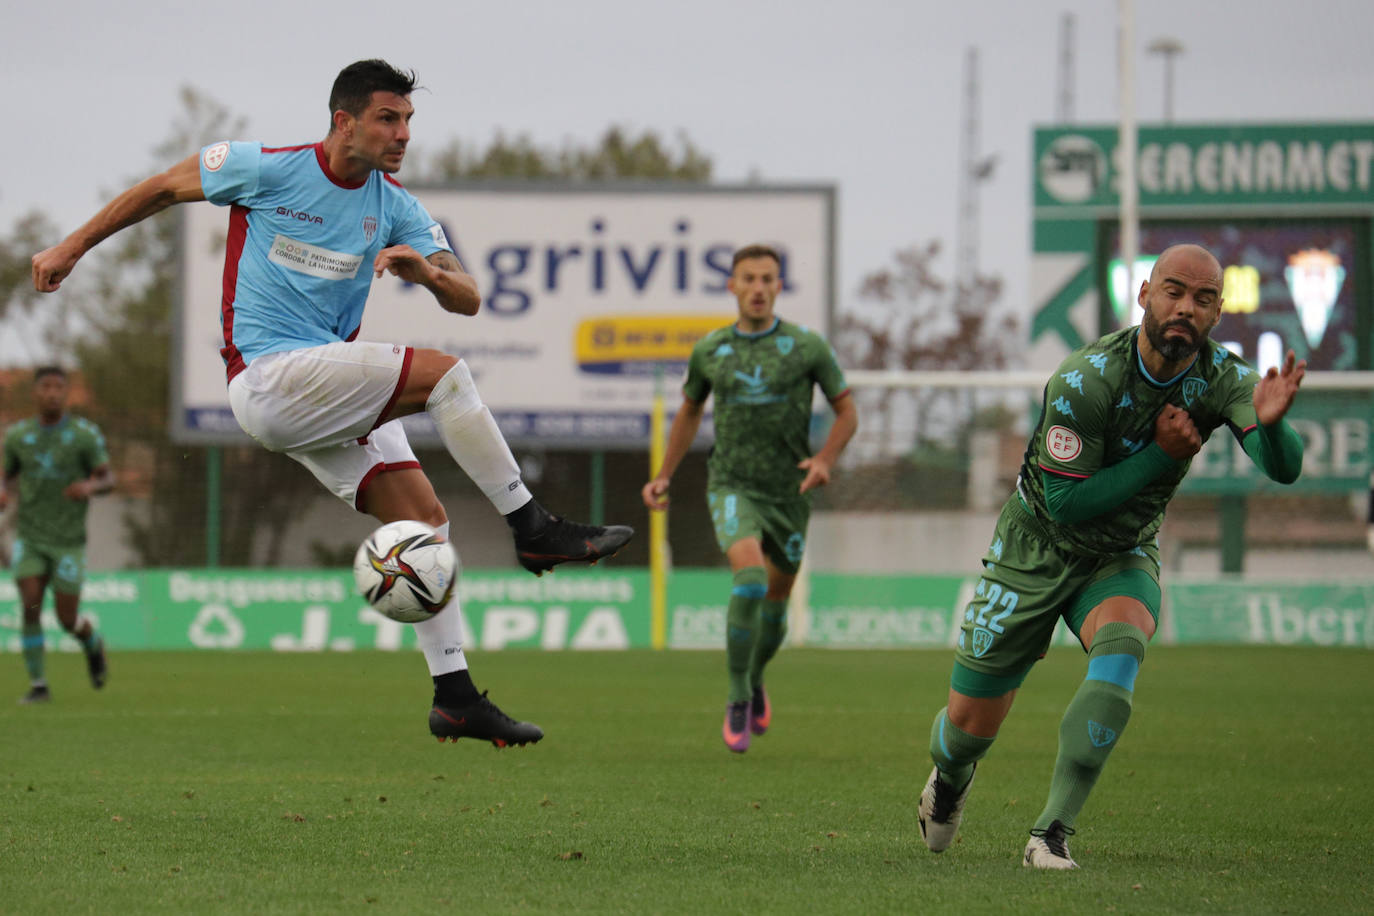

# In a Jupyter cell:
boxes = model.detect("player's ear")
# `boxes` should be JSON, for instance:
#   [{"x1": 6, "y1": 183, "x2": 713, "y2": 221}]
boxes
[
  {"x1": 1136, "y1": 280, "x2": 1150, "y2": 308},
  {"x1": 332, "y1": 108, "x2": 354, "y2": 137}
]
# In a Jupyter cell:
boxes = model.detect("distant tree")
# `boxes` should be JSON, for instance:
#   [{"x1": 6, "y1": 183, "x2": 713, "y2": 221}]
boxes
[
  {"x1": 422, "y1": 126, "x2": 712, "y2": 181},
  {"x1": 46, "y1": 88, "x2": 324, "y2": 567},
  {"x1": 0, "y1": 212, "x2": 62, "y2": 364},
  {"x1": 833, "y1": 241, "x2": 1019, "y2": 460}
]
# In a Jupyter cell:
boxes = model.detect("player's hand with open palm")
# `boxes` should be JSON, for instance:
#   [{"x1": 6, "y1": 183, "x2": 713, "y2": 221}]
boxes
[{"x1": 1253, "y1": 349, "x2": 1306, "y2": 426}]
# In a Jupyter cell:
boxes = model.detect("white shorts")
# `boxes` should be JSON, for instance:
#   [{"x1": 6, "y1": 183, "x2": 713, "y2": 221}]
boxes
[{"x1": 228, "y1": 341, "x2": 420, "y2": 509}]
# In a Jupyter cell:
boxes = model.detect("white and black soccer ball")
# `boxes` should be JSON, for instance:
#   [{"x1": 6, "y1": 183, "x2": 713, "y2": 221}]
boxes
[{"x1": 353, "y1": 520, "x2": 459, "y2": 623}]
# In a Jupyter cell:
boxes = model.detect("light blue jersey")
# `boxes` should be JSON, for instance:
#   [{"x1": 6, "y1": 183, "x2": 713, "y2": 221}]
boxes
[{"x1": 199, "y1": 140, "x2": 451, "y2": 381}]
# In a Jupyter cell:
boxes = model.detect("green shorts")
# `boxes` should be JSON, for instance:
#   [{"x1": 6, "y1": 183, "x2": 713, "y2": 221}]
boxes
[
  {"x1": 953, "y1": 497, "x2": 1160, "y2": 690},
  {"x1": 11, "y1": 539, "x2": 87, "y2": 595},
  {"x1": 706, "y1": 486, "x2": 811, "y2": 574}
]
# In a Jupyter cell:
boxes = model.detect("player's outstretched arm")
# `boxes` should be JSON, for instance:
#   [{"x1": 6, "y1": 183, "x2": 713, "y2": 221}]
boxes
[
  {"x1": 798, "y1": 392, "x2": 858, "y2": 493},
  {"x1": 32, "y1": 153, "x2": 206, "y2": 293},
  {"x1": 642, "y1": 398, "x2": 705, "y2": 511},
  {"x1": 1253, "y1": 349, "x2": 1306, "y2": 426},
  {"x1": 373, "y1": 247, "x2": 480, "y2": 315}
]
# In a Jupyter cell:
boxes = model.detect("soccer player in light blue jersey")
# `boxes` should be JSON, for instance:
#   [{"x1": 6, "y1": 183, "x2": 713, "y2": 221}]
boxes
[{"x1": 31, "y1": 60, "x2": 634, "y2": 748}]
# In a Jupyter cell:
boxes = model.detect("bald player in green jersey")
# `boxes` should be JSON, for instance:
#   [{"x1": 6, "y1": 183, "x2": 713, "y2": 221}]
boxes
[
  {"x1": 1, "y1": 367, "x2": 115, "y2": 704},
  {"x1": 643, "y1": 244, "x2": 858, "y2": 753},
  {"x1": 917, "y1": 243, "x2": 1306, "y2": 868}
]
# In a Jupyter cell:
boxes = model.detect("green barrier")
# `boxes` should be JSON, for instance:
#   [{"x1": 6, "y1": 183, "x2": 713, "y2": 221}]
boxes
[{"x1": 3, "y1": 570, "x2": 1372, "y2": 651}]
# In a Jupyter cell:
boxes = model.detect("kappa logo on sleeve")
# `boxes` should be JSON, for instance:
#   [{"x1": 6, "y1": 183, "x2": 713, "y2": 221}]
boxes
[
  {"x1": 203, "y1": 142, "x2": 230, "y2": 171},
  {"x1": 1045, "y1": 424, "x2": 1082, "y2": 461}
]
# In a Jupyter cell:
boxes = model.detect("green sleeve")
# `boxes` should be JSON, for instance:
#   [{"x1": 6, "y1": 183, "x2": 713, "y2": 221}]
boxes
[
  {"x1": 1042, "y1": 442, "x2": 1179, "y2": 524},
  {"x1": 681, "y1": 339, "x2": 712, "y2": 403},
  {"x1": 1241, "y1": 419, "x2": 1304, "y2": 484},
  {"x1": 2, "y1": 426, "x2": 17, "y2": 478}
]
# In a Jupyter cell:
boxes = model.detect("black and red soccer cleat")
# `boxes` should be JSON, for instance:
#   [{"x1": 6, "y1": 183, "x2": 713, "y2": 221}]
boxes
[
  {"x1": 429, "y1": 691, "x2": 544, "y2": 748},
  {"x1": 514, "y1": 516, "x2": 634, "y2": 576}
]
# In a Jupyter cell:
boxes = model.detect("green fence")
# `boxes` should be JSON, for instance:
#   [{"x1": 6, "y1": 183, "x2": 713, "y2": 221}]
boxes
[{"x1": 2, "y1": 569, "x2": 1372, "y2": 652}]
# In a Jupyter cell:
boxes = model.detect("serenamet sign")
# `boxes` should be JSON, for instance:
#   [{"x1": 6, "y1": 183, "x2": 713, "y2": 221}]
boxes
[{"x1": 1036, "y1": 124, "x2": 1374, "y2": 208}]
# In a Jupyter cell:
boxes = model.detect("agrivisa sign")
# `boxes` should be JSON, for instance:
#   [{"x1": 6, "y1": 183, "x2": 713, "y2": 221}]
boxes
[{"x1": 174, "y1": 185, "x2": 834, "y2": 447}]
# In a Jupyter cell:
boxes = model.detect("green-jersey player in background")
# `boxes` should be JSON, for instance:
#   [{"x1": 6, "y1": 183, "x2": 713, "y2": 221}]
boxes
[
  {"x1": 916, "y1": 244, "x2": 1307, "y2": 868},
  {"x1": 643, "y1": 244, "x2": 858, "y2": 753},
  {"x1": 1, "y1": 367, "x2": 114, "y2": 703}
]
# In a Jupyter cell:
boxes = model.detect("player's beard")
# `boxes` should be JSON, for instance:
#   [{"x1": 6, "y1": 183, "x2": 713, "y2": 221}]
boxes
[{"x1": 1142, "y1": 309, "x2": 1205, "y2": 362}]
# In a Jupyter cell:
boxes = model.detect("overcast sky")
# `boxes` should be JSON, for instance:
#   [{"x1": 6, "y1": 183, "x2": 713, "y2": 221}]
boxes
[{"x1": 4, "y1": 0, "x2": 1370, "y2": 338}]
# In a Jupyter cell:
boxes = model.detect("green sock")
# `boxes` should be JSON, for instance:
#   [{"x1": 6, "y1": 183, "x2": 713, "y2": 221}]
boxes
[
  {"x1": 21, "y1": 622, "x2": 45, "y2": 684},
  {"x1": 726, "y1": 567, "x2": 767, "y2": 703},
  {"x1": 929, "y1": 706, "x2": 995, "y2": 789},
  {"x1": 748, "y1": 598, "x2": 788, "y2": 687},
  {"x1": 1035, "y1": 622, "x2": 1148, "y2": 830}
]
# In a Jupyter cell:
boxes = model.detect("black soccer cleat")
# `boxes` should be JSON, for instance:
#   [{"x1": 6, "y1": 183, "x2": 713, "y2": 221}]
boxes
[
  {"x1": 18, "y1": 684, "x2": 51, "y2": 705},
  {"x1": 514, "y1": 516, "x2": 634, "y2": 576},
  {"x1": 429, "y1": 691, "x2": 544, "y2": 748},
  {"x1": 86, "y1": 643, "x2": 108, "y2": 689}
]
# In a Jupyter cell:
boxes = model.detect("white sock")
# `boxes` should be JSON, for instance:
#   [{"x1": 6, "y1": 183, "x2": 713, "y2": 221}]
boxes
[
  {"x1": 425, "y1": 359, "x2": 532, "y2": 515},
  {"x1": 411, "y1": 521, "x2": 469, "y2": 676}
]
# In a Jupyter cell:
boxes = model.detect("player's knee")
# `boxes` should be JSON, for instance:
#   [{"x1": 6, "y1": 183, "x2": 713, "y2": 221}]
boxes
[
  {"x1": 731, "y1": 566, "x2": 768, "y2": 598},
  {"x1": 1086, "y1": 622, "x2": 1148, "y2": 691},
  {"x1": 423, "y1": 357, "x2": 482, "y2": 417}
]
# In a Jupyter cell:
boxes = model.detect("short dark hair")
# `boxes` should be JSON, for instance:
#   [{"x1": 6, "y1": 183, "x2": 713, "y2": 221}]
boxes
[
  {"x1": 731, "y1": 244, "x2": 781, "y2": 271},
  {"x1": 33, "y1": 366, "x2": 67, "y2": 383},
  {"x1": 328, "y1": 59, "x2": 419, "y2": 124}
]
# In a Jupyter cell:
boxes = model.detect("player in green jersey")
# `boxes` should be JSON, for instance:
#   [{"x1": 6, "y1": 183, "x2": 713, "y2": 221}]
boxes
[
  {"x1": 915, "y1": 244, "x2": 1307, "y2": 868},
  {"x1": 1, "y1": 367, "x2": 115, "y2": 703},
  {"x1": 642, "y1": 244, "x2": 858, "y2": 753}
]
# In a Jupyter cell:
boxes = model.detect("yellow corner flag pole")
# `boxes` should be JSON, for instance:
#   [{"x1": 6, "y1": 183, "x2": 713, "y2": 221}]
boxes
[{"x1": 649, "y1": 366, "x2": 668, "y2": 650}]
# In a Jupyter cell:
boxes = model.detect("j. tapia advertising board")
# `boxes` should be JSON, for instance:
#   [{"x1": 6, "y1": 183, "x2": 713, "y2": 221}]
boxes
[{"x1": 172, "y1": 184, "x2": 835, "y2": 447}]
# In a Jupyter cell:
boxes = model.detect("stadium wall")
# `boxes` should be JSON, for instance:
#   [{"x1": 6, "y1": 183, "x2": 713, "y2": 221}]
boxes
[{"x1": 3, "y1": 568, "x2": 1372, "y2": 652}]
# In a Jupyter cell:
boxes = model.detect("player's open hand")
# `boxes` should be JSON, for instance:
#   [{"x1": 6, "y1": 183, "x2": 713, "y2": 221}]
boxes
[
  {"x1": 642, "y1": 478, "x2": 670, "y2": 511},
  {"x1": 1253, "y1": 349, "x2": 1306, "y2": 426},
  {"x1": 1154, "y1": 403, "x2": 1202, "y2": 460},
  {"x1": 373, "y1": 245, "x2": 431, "y2": 284},
  {"x1": 798, "y1": 456, "x2": 833, "y2": 493},
  {"x1": 32, "y1": 243, "x2": 83, "y2": 292}
]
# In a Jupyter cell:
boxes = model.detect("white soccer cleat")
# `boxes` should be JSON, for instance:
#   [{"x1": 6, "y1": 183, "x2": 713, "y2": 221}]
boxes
[
  {"x1": 1023, "y1": 820, "x2": 1079, "y2": 870},
  {"x1": 917, "y1": 764, "x2": 976, "y2": 852}
]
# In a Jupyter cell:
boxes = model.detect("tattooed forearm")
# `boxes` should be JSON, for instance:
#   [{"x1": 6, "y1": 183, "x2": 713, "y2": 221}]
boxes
[{"x1": 426, "y1": 249, "x2": 465, "y2": 273}]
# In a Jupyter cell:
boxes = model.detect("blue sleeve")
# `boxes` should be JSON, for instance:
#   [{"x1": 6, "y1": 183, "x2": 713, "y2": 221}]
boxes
[
  {"x1": 388, "y1": 193, "x2": 450, "y2": 257},
  {"x1": 199, "y1": 141, "x2": 263, "y2": 207}
]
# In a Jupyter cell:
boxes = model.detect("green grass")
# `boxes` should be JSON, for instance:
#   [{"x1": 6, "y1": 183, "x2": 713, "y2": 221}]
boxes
[{"x1": 2, "y1": 647, "x2": 1370, "y2": 914}]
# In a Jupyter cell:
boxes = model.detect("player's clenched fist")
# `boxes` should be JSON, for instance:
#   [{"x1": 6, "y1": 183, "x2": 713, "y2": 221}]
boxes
[
  {"x1": 642, "y1": 478, "x2": 670, "y2": 511},
  {"x1": 1154, "y1": 403, "x2": 1201, "y2": 459}
]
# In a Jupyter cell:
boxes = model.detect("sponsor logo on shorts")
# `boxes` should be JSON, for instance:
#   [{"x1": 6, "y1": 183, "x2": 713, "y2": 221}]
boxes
[
  {"x1": 1045, "y1": 425, "x2": 1082, "y2": 461},
  {"x1": 203, "y1": 141, "x2": 230, "y2": 171}
]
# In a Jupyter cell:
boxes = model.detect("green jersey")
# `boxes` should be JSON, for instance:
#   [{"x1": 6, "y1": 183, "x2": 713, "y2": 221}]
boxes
[
  {"x1": 683, "y1": 317, "x2": 849, "y2": 500},
  {"x1": 3, "y1": 415, "x2": 109, "y2": 547},
  {"x1": 1017, "y1": 327, "x2": 1261, "y2": 557}
]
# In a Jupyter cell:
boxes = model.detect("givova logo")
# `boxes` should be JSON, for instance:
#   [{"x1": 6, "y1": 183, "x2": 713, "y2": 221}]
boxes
[{"x1": 1039, "y1": 135, "x2": 1107, "y2": 204}]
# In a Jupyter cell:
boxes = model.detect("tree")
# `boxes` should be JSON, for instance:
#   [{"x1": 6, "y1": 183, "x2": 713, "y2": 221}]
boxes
[
  {"x1": 827, "y1": 242, "x2": 1020, "y2": 509},
  {"x1": 421, "y1": 126, "x2": 712, "y2": 181}
]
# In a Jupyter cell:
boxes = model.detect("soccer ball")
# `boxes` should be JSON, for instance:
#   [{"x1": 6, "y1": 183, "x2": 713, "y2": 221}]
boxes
[{"x1": 353, "y1": 520, "x2": 459, "y2": 623}]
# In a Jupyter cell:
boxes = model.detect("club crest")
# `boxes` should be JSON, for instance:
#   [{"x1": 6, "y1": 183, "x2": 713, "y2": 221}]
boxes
[
  {"x1": 1182, "y1": 377, "x2": 1208, "y2": 406},
  {"x1": 971, "y1": 627, "x2": 995, "y2": 658}
]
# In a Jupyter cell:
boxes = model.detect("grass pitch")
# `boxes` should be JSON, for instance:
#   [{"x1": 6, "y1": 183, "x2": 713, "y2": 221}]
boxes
[{"x1": 2, "y1": 646, "x2": 1370, "y2": 914}]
